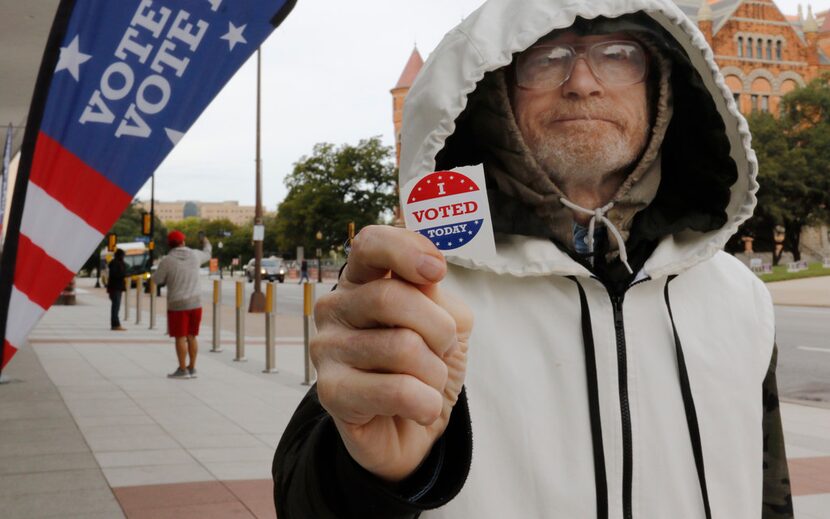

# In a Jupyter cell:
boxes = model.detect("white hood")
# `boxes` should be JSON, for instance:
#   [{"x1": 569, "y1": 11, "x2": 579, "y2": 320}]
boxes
[{"x1": 399, "y1": 0, "x2": 757, "y2": 279}]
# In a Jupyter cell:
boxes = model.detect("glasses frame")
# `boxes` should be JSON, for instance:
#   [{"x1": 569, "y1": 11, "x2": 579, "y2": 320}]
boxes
[{"x1": 514, "y1": 39, "x2": 649, "y2": 91}]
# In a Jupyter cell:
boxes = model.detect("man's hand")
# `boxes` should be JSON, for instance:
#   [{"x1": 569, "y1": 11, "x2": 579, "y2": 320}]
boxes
[{"x1": 312, "y1": 225, "x2": 473, "y2": 482}]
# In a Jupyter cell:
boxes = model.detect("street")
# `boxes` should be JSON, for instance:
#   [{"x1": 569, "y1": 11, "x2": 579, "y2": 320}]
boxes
[{"x1": 775, "y1": 305, "x2": 830, "y2": 403}]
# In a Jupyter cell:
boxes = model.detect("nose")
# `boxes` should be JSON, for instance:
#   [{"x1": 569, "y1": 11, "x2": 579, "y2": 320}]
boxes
[{"x1": 561, "y1": 58, "x2": 603, "y2": 99}]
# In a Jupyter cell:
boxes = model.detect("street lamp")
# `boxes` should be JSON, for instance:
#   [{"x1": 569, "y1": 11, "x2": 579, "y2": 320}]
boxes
[{"x1": 316, "y1": 231, "x2": 323, "y2": 283}]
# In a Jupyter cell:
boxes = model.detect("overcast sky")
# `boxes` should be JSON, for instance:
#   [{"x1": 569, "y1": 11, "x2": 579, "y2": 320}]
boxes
[{"x1": 135, "y1": 0, "x2": 827, "y2": 210}]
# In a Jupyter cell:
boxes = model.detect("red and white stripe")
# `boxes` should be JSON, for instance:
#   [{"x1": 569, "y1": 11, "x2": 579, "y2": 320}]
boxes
[{"x1": 2, "y1": 132, "x2": 131, "y2": 368}]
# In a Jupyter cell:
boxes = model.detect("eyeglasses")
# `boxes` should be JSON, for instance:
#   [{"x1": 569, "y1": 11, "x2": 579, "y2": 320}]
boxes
[{"x1": 515, "y1": 40, "x2": 648, "y2": 90}]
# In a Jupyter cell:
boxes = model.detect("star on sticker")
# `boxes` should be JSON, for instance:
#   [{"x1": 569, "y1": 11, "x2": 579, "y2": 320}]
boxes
[
  {"x1": 221, "y1": 22, "x2": 248, "y2": 50},
  {"x1": 55, "y1": 35, "x2": 92, "y2": 81}
]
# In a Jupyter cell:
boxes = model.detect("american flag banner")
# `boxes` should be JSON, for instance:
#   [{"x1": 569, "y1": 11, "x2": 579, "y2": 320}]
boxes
[{"x1": 0, "y1": 0, "x2": 297, "y2": 373}]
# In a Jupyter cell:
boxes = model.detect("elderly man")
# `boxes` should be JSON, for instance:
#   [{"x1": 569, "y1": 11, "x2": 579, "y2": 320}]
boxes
[{"x1": 274, "y1": 1, "x2": 792, "y2": 517}]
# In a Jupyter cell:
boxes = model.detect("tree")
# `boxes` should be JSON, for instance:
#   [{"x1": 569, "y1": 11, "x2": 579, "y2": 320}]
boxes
[
  {"x1": 274, "y1": 137, "x2": 398, "y2": 257},
  {"x1": 746, "y1": 76, "x2": 830, "y2": 262}
]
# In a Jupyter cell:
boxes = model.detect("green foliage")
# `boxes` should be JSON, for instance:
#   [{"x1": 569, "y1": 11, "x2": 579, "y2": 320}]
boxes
[
  {"x1": 745, "y1": 76, "x2": 830, "y2": 260},
  {"x1": 273, "y1": 137, "x2": 398, "y2": 257}
]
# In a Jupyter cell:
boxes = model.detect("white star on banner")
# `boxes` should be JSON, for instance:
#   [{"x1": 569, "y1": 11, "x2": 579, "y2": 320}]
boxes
[
  {"x1": 165, "y1": 128, "x2": 185, "y2": 146},
  {"x1": 221, "y1": 22, "x2": 247, "y2": 51},
  {"x1": 206, "y1": 0, "x2": 223, "y2": 11},
  {"x1": 55, "y1": 35, "x2": 92, "y2": 81}
]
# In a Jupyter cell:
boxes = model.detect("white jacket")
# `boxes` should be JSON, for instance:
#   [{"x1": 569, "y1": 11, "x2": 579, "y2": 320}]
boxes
[{"x1": 399, "y1": 0, "x2": 774, "y2": 517}]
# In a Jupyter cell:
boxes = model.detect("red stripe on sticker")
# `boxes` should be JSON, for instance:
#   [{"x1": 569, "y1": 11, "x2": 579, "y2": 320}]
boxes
[
  {"x1": 14, "y1": 234, "x2": 76, "y2": 310},
  {"x1": 29, "y1": 132, "x2": 132, "y2": 234},
  {"x1": 407, "y1": 171, "x2": 480, "y2": 204},
  {"x1": 1, "y1": 340, "x2": 18, "y2": 370}
]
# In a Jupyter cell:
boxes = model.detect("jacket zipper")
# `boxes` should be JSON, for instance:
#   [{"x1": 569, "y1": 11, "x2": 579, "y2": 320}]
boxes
[
  {"x1": 603, "y1": 278, "x2": 647, "y2": 519},
  {"x1": 611, "y1": 293, "x2": 633, "y2": 519}
]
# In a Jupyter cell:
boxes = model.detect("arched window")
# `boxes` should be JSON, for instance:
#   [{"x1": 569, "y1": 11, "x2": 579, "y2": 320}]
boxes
[
  {"x1": 757, "y1": 39, "x2": 763, "y2": 59},
  {"x1": 776, "y1": 41, "x2": 782, "y2": 61},
  {"x1": 747, "y1": 38, "x2": 753, "y2": 58},
  {"x1": 766, "y1": 40, "x2": 772, "y2": 60},
  {"x1": 738, "y1": 36, "x2": 744, "y2": 57}
]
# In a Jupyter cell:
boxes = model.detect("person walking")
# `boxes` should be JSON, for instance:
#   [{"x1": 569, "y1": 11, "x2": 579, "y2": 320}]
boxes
[
  {"x1": 298, "y1": 259, "x2": 309, "y2": 284},
  {"x1": 106, "y1": 248, "x2": 127, "y2": 331},
  {"x1": 274, "y1": 1, "x2": 792, "y2": 517},
  {"x1": 152, "y1": 230, "x2": 211, "y2": 379}
]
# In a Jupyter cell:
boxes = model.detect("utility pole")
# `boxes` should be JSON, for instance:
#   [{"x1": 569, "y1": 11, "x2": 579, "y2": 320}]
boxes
[{"x1": 249, "y1": 47, "x2": 265, "y2": 313}]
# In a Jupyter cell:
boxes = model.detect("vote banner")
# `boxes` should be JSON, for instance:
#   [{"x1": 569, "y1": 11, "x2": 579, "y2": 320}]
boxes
[{"x1": 0, "y1": 0, "x2": 297, "y2": 373}]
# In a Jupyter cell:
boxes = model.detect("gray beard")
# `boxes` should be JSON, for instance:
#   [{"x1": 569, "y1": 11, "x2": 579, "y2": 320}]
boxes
[{"x1": 530, "y1": 122, "x2": 649, "y2": 193}]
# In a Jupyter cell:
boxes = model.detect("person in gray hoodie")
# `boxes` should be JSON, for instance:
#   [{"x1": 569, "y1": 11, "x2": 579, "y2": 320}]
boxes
[{"x1": 153, "y1": 230, "x2": 211, "y2": 379}]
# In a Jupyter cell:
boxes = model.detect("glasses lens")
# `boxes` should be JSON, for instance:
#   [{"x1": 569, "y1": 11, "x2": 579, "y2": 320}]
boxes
[
  {"x1": 589, "y1": 41, "x2": 647, "y2": 85},
  {"x1": 516, "y1": 45, "x2": 574, "y2": 90}
]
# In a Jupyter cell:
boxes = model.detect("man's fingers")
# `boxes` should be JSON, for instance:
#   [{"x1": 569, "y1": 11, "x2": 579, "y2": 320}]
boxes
[
  {"x1": 322, "y1": 278, "x2": 458, "y2": 358},
  {"x1": 342, "y1": 225, "x2": 446, "y2": 287},
  {"x1": 318, "y1": 368, "x2": 444, "y2": 427},
  {"x1": 321, "y1": 327, "x2": 449, "y2": 393}
]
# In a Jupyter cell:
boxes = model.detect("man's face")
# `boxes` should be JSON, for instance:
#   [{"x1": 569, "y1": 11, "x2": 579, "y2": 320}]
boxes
[{"x1": 511, "y1": 31, "x2": 652, "y2": 191}]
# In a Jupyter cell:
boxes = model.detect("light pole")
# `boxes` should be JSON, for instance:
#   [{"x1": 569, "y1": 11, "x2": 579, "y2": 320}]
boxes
[
  {"x1": 249, "y1": 47, "x2": 265, "y2": 313},
  {"x1": 316, "y1": 231, "x2": 323, "y2": 283}
]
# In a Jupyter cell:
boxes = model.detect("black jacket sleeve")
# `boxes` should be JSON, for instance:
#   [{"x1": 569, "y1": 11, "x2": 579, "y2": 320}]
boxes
[
  {"x1": 762, "y1": 345, "x2": 794, "y2": 519},
  {"x1": 273, "y1": 384, "x2": 472, "y2": 518}
]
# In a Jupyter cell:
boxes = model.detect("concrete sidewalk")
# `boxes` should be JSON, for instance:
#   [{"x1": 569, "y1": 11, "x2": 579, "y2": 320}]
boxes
[{"x1": 0, "y1": 276, "x2": 829, "y2": 517}]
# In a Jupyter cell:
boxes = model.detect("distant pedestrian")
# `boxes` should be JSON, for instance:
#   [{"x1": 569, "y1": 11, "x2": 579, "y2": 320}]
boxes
[
  {"x1": 298, "y1": 259, "x2": 309, "y2": 284},
  {"x1": 152, "y1": 230, "x2": 211, "y2": 379},
  {"x1": 106, "y1": 248, "x2": 127, "y2": 331}
]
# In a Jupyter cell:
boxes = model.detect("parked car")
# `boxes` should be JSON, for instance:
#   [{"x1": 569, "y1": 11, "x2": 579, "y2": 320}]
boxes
[{"x1": 245, "y1": 257, "x2": 285, "y2": 283}]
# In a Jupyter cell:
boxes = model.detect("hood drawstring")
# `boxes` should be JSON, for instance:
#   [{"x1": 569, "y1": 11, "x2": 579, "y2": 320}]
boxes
[
  {"x1": 664, "y1": 276, "x2": 713, "y2": 519},
  {"x1": 560, "y1": 198, "x2": 634, "y2": 274}
]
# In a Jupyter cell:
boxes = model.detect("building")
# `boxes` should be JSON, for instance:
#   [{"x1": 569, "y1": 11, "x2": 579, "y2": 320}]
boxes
[{"x1": 135, "y1": 200, "x2": 261, "y2": 226}]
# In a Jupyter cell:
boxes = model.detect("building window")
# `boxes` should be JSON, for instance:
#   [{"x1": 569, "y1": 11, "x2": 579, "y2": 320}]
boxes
[
  {"x1": 761, "y1": 95, "x2": 769, "y2": 112},
  {"x1": 776, "y1": 41, "x2": 782, "y2": 61},
  {"x1": 757, "y1": 39, "x2": 763, "y2": 59},
  {"x1": 733, "y1": 92, "x2": 741, "y2": 107},
  {"x1": 738, "y1": 37, "x2": 744, "y2": 57},
  {"x1": 747, "y1": 38, "x2": 753, "y2": 58},
  {"x1": 766, "y1": 40, "x2": 772, "y2": 60},
  {"x1": 751, "y1": 94, "x2": 759, "y2": 112}
]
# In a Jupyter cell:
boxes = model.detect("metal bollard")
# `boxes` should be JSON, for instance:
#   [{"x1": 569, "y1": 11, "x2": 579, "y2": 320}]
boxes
[
  {"x1": 135, "y1": 278, "x2": 142, "y2": 324},
  {"x1": 263, "y1": 282, "x2": 278, "y2": 373},
  {"x1": 149, "y1": 279, "x2": 156, "y2": 330},
  {"x1": 211, "y1": 280, "x2": 222, "y2": 352},
  {"x1": 234, "y1": 280, "x2": 247, "y2": 362},
  {"x1": 123, "y1": 278, "x2": 130, "y2": 321},
  {"x1": 303, "y1": 283, "x2": 316, "y2": 385}
]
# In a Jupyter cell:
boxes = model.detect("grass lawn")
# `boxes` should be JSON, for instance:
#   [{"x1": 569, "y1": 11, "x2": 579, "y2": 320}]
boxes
[{"x1": 759, "y1": 262, "x2": 830, "y2": 283}]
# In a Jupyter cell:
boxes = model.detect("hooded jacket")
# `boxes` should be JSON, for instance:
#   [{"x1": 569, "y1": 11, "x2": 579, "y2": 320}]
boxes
[
  {"x1": 152, "y1": 240, "x2": 211, "y2": 311},
  {"x1": 274, "y1": 1, "x2": 792, "y2": 517}
]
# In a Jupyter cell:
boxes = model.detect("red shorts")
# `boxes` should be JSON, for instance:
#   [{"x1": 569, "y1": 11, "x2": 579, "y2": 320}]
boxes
[{"x1": 167, "y1": 308, "x2": 202, "y2": 338}]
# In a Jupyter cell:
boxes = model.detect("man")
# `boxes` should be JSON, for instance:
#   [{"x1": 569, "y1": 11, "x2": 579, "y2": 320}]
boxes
[
  {"x1": 105, "y1": 248, "x2": 127, "y2": 331},
  {"x1": 153, "y1": 230, "x2": 211, "y2": 379},
  {"x1": 298, "y1": 258, "x2": 310, "y2": 283},
  {"x1": 274, "y1": 1, "x2": 792, "y2": 517}
]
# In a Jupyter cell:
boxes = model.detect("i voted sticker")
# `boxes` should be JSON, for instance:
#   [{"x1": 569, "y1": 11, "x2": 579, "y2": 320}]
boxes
[{"x1": 402, "y1": 165, "x2": 496, "y2": 260}]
